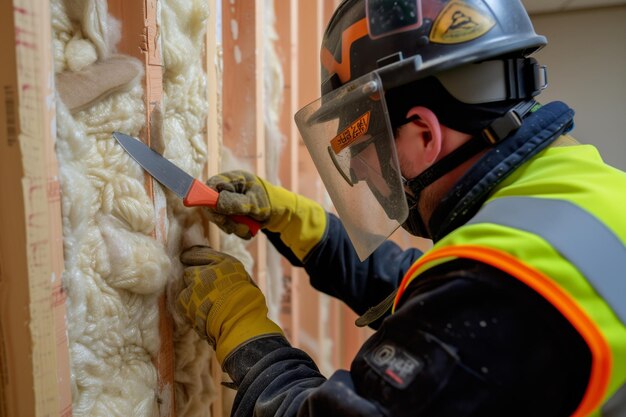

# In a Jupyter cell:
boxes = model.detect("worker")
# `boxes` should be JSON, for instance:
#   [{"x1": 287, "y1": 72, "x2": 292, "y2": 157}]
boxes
[{"x1": 177, "y1": 0, "x2": 626, "y2": 415}]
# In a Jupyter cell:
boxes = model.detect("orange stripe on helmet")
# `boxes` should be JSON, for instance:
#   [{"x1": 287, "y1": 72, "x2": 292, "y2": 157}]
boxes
[
  {"x1": 321, "y1": 18, "x2": 369, "y2": 84},
  {"x1": 394, "y1": 245, "x2": 611, "y2": 417}
]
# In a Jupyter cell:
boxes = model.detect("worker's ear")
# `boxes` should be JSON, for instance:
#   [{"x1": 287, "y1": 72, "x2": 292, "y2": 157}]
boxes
[{"x1": 405, "y1": 106, "x2": 443, "y2": 167}]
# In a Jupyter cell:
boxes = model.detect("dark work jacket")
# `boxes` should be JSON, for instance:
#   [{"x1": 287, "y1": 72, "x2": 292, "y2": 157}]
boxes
[{"x1": 223, "y1": 102, "x2": 591, "y2": 417}]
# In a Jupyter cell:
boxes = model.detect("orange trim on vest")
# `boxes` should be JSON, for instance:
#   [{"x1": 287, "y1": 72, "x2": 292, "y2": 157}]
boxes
[
  {"x1": 321, "y1": 18, "x2": 369, "y2": 84},
  {"x1": 394, "y1": 245, "x2": 611, "y2": 417}
]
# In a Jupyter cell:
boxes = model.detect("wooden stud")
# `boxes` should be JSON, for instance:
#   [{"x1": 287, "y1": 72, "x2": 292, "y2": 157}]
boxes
[
  {"x1": 221, "y1": 0, "x2": 268, "y2": 291},
  {"x1": 287, "y1": 0, "x2": 372, "y2": 372},
  {"x1": 0, "y1": 1, "x2": 71, "y2": 416},
  {"x1": 274, "y1": 0, "x2": 299, "y2": 342},
  {"x1": 289, "y1": 0, "x2": 326, "y2": 364},
  {"x1": 216, "y1": 0, "x2": 270, "y2": 412},
  {"x1": 107, "y1": 1, "x2": 175, "y2": 415},
  {"x1": 206, "y1": 0, "x2": 222, "y2": 252},
  {"x1": 205, "y1": 2, "x2": 225, "y2": 416}
]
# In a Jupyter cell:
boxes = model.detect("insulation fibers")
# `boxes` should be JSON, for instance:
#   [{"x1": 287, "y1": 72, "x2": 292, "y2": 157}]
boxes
[
  {"x1": 54, "y1": 0, "x2": 290, "y2": 414},
  {"x1": 54, "y1": 0, "x2": 167, "y2": 415},
  {"x1": 55, "y1": 0, "x2": 218, "y2": 414},
  {"x1": 65, "y1": 37, "x2": 98, "y2": 71},
  {"x1": 51, "y1": 0, "x2": 117, "y2": 73},
  {"x1": 159, "y1": 0, "x2": 217, "y2": 414},
  {"x1": 56, "y1": 80, "x2": 167, "y2": 416}
]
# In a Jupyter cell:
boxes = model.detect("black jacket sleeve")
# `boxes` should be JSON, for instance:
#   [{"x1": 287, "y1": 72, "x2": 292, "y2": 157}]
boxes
[
  {"x1": 223, "y1": 259, "x2": 591, "y2": 417},
  {"x1": 265, "y1": 213, "x2": 423, "y2": 323}
]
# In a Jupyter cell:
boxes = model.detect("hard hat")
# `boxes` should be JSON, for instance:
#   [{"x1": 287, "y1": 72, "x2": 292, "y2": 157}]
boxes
[{"x1": 295, "y1": 0, "x2": 548, "y2": 259}]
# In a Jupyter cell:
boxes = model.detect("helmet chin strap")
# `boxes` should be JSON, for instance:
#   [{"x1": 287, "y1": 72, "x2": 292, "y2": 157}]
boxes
[{"x1": 401, "y1": 100, "x2": 537, "y2": 238}]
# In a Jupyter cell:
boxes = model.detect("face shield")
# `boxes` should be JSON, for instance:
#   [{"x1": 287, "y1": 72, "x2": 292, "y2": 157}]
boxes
[{"x1": 295, "y1": 71, "x2": 409, "y2": 260}]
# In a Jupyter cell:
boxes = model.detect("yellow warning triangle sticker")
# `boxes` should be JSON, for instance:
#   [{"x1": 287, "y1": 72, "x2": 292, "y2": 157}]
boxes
[{"x1": 430, "y1": 0, "x2": 496, "y2": 44}]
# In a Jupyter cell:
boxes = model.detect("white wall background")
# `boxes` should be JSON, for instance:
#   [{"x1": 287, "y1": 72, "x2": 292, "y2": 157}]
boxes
[{"x1": 528, "y1": 6, "x2": 626, "y2": 170}]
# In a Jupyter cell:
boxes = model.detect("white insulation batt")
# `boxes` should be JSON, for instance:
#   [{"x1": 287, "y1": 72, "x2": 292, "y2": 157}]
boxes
[
  {"x1": 53, "y1": 0, "x2": 286, "y2": 416},
  {"x1": 53, "y1": 0, "x2": 167, "y2": 415},
  {"x1": 159, "y1": 0, "x2": 216, "y2": 415}
]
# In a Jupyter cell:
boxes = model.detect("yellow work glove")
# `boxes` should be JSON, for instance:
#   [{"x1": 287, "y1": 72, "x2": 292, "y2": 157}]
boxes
[
  {"x1": 206, "y1": 170, "x2": 327, "y2": 261},
  {"x1": 177, "y1": 246, "x2": 283, "y2": 364}
]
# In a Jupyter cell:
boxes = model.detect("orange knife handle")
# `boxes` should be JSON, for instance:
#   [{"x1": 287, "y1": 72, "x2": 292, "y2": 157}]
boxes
[
  {"x1": 184, "y1": 179, "x2": 261, "y2": 237},
  {"x1": 184, "y1": 179, "x2": 219, "y2": 207},
  {"x1": 230, "y1": 215, "x2": 261, "y2": 237}
]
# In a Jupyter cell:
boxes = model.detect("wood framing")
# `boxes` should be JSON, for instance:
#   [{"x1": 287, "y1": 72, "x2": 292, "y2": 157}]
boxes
[
  {"x1": 205, "y1": 4, "x2": 227, "y2": 416},
  {"x1": 205, "y1": 0, "x2": 222, "y2": 252},
  {"x1": 221, "y1": 0, "x2": 268, "y2": 294},
  {"x1": 107, "y1": 2, "x2": 175, "y2": 415},
  {"x1": 275, "y1": 0, "x2": 299, "y2": 343},
  {"x1": 287, "y1": 0, "x2": 325, "y2": 365},
  {"x1": 0, "y1": 1, "x2": 71, "y2": 416},
  {"x1": 0, "y1": 1, "x2": 389, "y2": 416},
  {"x1": 279, "y1": 0, "x2": 374, "y2": 373}
]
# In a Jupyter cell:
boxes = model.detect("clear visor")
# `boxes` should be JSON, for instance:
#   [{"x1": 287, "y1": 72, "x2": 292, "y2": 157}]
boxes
[{"x1": 295, "y1": 72, "x2": 408, "y2": 260}]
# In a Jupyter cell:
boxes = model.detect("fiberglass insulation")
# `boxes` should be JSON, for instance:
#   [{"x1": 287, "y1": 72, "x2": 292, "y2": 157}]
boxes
[{"x1": 54, "y1": 0, "x2": 286, "y2": 415}]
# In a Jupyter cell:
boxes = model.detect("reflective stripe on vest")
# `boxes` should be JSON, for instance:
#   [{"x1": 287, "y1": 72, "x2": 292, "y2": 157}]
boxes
[
  {"x1": 392, "y1": 195, "x2": 626, "y2": 416},
  {"x1": 466, "y1": 196, "x2": 626, "y2": 325}
]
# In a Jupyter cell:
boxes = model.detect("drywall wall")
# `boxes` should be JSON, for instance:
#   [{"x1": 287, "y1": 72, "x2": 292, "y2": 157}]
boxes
[{"x1": 530, "y1": 6, "x2": 626, "y2": 170}]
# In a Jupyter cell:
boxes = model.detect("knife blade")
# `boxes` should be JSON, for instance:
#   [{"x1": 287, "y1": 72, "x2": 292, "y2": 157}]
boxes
[{"x1": 112, "y1": 132, "x2": 260, "y2": 236}]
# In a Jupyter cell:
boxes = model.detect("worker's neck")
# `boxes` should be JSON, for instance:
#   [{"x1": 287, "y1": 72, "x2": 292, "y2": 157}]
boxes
[{"x1": 418, "y1": 134, "x2": 487, "y2": 232}]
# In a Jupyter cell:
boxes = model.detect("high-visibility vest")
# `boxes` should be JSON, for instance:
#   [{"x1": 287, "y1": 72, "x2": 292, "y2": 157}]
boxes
[{"x1": 394, "y1": 141, "x2": 626, "y2": 416}]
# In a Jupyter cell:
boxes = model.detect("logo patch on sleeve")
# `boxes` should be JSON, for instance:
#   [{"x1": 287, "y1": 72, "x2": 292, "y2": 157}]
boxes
[
  {"x1": 429, "y1": 0, "x2": 496, "y2": 44},
  {"x1": 365, "y1": 343, "x2": 423, "y2": 389}
]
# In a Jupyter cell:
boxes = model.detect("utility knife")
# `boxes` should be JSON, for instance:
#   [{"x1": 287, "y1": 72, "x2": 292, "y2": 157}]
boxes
[{"x1": 112, "y1": 132, "x2": 260, "y2": 236}]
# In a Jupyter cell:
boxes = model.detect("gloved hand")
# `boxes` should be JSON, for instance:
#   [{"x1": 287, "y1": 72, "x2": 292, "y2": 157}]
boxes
[
  {"x1": 177, "y1": 245, "x2": 283, "y2": 363},
  {"x1": 56, "y1": 55, "x2": 143, "y2": 112},
  {"x1": 206, "y1": 170, "x2": 327, "y2": 261}
]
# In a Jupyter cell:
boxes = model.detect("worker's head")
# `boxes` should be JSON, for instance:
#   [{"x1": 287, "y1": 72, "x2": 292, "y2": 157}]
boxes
[{"x1": 295, "y1": 0, "x2": 548, "y2": 259}]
